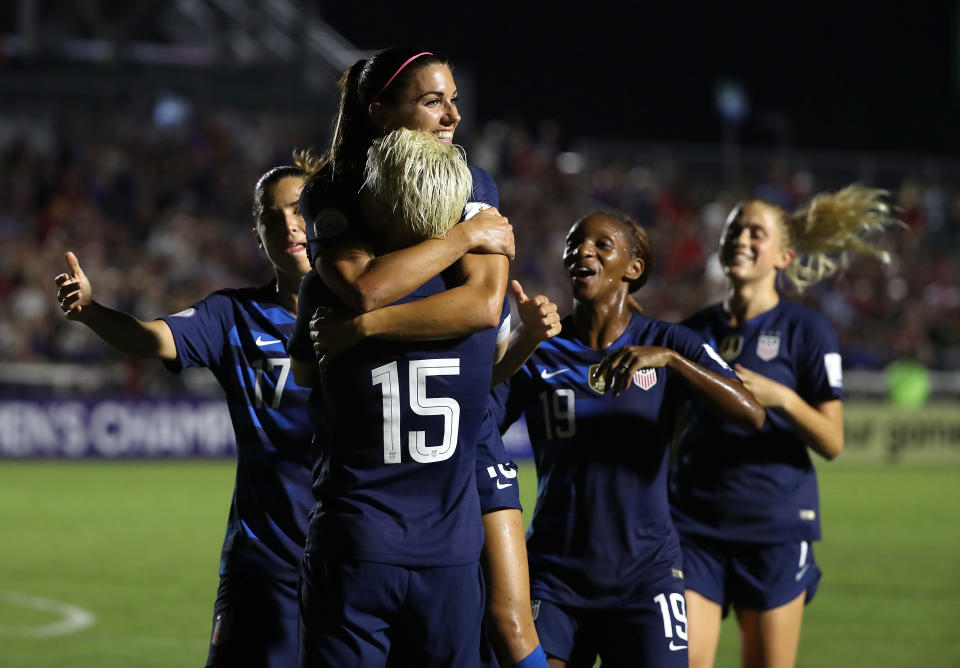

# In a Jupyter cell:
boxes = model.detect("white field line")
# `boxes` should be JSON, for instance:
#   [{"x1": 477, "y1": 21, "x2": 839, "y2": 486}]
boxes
[{"x1": 0, "y1": 591, "x2": 95, "y2": 638}]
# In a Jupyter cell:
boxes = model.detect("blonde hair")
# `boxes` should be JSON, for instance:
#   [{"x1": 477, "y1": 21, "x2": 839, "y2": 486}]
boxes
[
  {"x1": 756, "y1": 185, "x2": 900, "y2": 291},
  {"x1": 362, "y1": 128, "x2": 472, "y2": 245},
  {"x1": 292, "y1": 148, "x2": 325, "y2": 175}
]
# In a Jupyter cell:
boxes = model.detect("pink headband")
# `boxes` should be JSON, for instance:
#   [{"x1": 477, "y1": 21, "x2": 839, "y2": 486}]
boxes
[{"x1": 378, "y1": 52, "x2": 433, "y2": 96}]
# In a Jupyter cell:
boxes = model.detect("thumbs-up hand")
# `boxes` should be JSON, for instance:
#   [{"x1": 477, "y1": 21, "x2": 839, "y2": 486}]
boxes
[
  {"x1": 54, "y1": 251, "x2": 94, "y2": 321},
  {"x1": 510, "y1": 279, "x2": 561, "y2": 343}
]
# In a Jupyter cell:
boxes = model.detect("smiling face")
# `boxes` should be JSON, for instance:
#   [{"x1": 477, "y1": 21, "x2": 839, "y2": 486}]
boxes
[
  {"x1": 254, "y1": 175, "x2": 310, "y2": 278},
  {"x1": 562, "y1": 213, "x2": 644, "y2": 303},
  {"x1": 371, "y1": 64, "x2": 460, "y2": 144},
  {"x1": 719, "y1": 201, "x2": 795, "y2": 287}
]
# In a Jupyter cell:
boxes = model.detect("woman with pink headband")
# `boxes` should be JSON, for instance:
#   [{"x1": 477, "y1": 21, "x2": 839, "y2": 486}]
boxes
[{"x1": 292, "y1": 48, "x2": 551, "y2": 668}]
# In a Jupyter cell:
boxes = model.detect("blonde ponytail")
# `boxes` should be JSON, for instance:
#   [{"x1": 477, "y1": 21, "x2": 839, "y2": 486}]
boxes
[
  {"x1": 293, "y1": 148, "x2": 326, "y2": 175},
  {"x1": 778, "y1": 184, "x2": 900, "y2": 291}
]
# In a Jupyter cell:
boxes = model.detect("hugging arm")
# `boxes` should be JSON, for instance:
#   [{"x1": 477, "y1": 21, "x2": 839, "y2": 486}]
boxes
[{"x1": 317, "y1": 207, "x2": 513, "y2": 313}]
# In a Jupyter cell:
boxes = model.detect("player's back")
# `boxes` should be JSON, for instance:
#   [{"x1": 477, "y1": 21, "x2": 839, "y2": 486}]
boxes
[{"x1": 309, "y1": 273, "x2": 497, "y2": 567}]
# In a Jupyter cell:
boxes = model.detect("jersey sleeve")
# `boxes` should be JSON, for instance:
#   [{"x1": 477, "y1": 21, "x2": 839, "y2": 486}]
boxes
[
  {"x1": 795, "y1": 313, "x2": 843, "y2": 403},
  {"x1": 659, "y1": 323, "x2": 740, "y2": 420},
  {"x1": 668, "y1": 323, "x2": 738, "y2": 380},
  {"x1": 475, "y1": 406, "x2": 522, "y2": 513},
  {"x1": 287, "y1": 270, "x2": 324, "y2": 363},
  {"x1": 159, "y1": 292, "x2": 232, "y2": 373},
  {"x1": 496, "y1": 295, "x2": 512, "y2": 346},
  {"x1": 468, "y1": 165, "x2": 499, "y2": 209},
  {"x1": 490, "y1": 364, "x2": 536, "y2": 434}
]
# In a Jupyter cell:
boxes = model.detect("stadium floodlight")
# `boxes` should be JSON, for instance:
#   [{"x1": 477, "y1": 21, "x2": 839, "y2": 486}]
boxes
[{"x1": 715, "y1": 79, "x2": 750, "y2": 125}]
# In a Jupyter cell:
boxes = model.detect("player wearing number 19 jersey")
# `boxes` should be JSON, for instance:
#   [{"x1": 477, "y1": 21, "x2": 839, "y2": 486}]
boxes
[{"x1": 492, "y1": 211, "x2": 764, "y2": 668}]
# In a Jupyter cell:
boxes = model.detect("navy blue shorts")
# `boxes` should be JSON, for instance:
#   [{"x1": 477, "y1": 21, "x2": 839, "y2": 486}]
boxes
[
  {"x1": 299, "y1": 553, "x2": 485, "y2": 667},
  {"x1": 679, "y1": 534, "x2": 822, "y2": 615},
  {"x1": 205, "y1": 571, "x2": 299, "y2": 668},
  {"x1": 532, "y1": 582, "x2": 689, "y2": 668}
]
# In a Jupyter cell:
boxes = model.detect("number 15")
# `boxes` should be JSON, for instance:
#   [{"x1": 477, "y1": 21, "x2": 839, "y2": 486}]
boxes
[{"x1": 371, "y1": 359, "x2": 461, "y2": 464}]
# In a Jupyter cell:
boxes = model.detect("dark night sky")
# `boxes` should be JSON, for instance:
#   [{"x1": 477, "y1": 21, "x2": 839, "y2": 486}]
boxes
[{"x1": 322, "y1": 2, "x2": 960, "y2": 154}]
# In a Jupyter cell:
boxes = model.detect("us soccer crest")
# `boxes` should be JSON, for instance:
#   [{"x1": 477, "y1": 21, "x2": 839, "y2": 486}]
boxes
[
  {"x1": 633, "y1": 368, "x2": 657, "y2": 391},
  {"x1": 588, "y1": 363, "x2": 606, "y2": 394},
  {"x1": 718, "y1": 335, "x2": 743, "y2": 362},
  {"x1": 756, "y1": 332, "x2": 781, "y2": 361}
]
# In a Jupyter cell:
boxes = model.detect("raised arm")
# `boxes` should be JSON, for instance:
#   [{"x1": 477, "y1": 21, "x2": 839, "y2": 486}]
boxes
[
  {"x1": 490, "y1": 281, "x2": 561, "y2": 388},
  {"x1": 54, "y1": 251, "x2": 177, "y2": 360},
  {"x1": 318, "y1": 207, "x2": 513, "y2": 313},
  {"x1": 596, "y1": 346, "x2": 765, "y2": 430}
]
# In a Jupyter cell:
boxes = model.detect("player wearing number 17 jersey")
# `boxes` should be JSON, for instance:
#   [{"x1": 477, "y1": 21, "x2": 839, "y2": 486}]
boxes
[
  {"x1": 492, "y1": 211, "x2": 763, "y2": 667},
  {"x1": 54, "y1": 166, "x2": 315, "y2": 668}
]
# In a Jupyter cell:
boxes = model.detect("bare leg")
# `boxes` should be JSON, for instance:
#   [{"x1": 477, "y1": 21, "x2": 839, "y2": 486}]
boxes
[
  {"x1": 735, "y1": 592, "x2": 805, "y2": 668},
  {"x1": 481, "y1": 508, "x2": 542, "y2": 665},
  {"x1": 686, "y1": 589, "x2": 723, "y2": 668}
]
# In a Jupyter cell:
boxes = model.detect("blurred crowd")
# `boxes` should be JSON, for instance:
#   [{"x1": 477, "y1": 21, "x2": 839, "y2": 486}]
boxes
[{"x1": 2, "y1": 108, "x2": 958, "y2": 396}]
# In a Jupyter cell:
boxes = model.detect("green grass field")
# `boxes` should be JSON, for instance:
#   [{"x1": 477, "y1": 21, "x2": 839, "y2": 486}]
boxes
[{"x1": 1, "y1": 461, "x2": 959, "y2": 667}]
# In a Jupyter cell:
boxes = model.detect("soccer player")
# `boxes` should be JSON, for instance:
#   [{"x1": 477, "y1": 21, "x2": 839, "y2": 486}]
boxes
[
  {"x1": 292, "y1": 125, "x2": 508, "y2": 666},
  {"x1": 669, "y1": 187, "x2": 899, "y2": 668},
  {"x1": 53, "y1": 164, "x2": 314, "y2": 667},
  {"x1": 492, "y1": 210, "x2": 765, "y2": 668},
  {"x1": 291, "y1": 48, "x2": 550, "y2": 668}
]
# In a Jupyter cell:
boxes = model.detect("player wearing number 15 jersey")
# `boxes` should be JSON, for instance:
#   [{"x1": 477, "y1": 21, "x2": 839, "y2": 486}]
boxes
[
  {"x1": 291, "y1": 126, "x2": 511, "y2": 667},
  {"x1": 492, "y1": 211, "x2": 763, "y2": 668}
]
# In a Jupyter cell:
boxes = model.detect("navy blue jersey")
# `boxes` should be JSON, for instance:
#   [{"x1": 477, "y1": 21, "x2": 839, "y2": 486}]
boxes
[
  {"x1": 289, "y1": 271, "x2": 520, "y2": 516},
  {"x1": 670, "y1": 299, "x2": 843, "y2": 543},
  {"x1": 493, "y1": 313, "x2": 737, "y2": 608},
  {"x1": 161, "y1": 283, "x2": 315, "y2": 581},
  {"x1": 293, "y1": 270, "x2": 502, "y2": 566}
]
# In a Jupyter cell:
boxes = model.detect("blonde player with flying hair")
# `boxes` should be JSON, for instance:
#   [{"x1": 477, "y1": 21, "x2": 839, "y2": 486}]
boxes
[{"x1": 670, "y1": 185, "x2": 899, "y2": 668}]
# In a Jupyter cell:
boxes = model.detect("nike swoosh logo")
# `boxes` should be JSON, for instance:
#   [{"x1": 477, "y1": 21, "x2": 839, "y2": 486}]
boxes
[
  {"x1": 540, "y1": 368, "x2": 570, "y2": 379},
  {"x1": 256, "y1": 336, "x2": 281, "y2": 346},
  {"x1": 668, "y1": 641, "x2": 687, "y2": 651},
  {"x1": 795, "y1": 564, "x2": 810, "y2": 581},
  {"x1": 496, "y1": 481, "x2": 513, "y2": 489}
]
